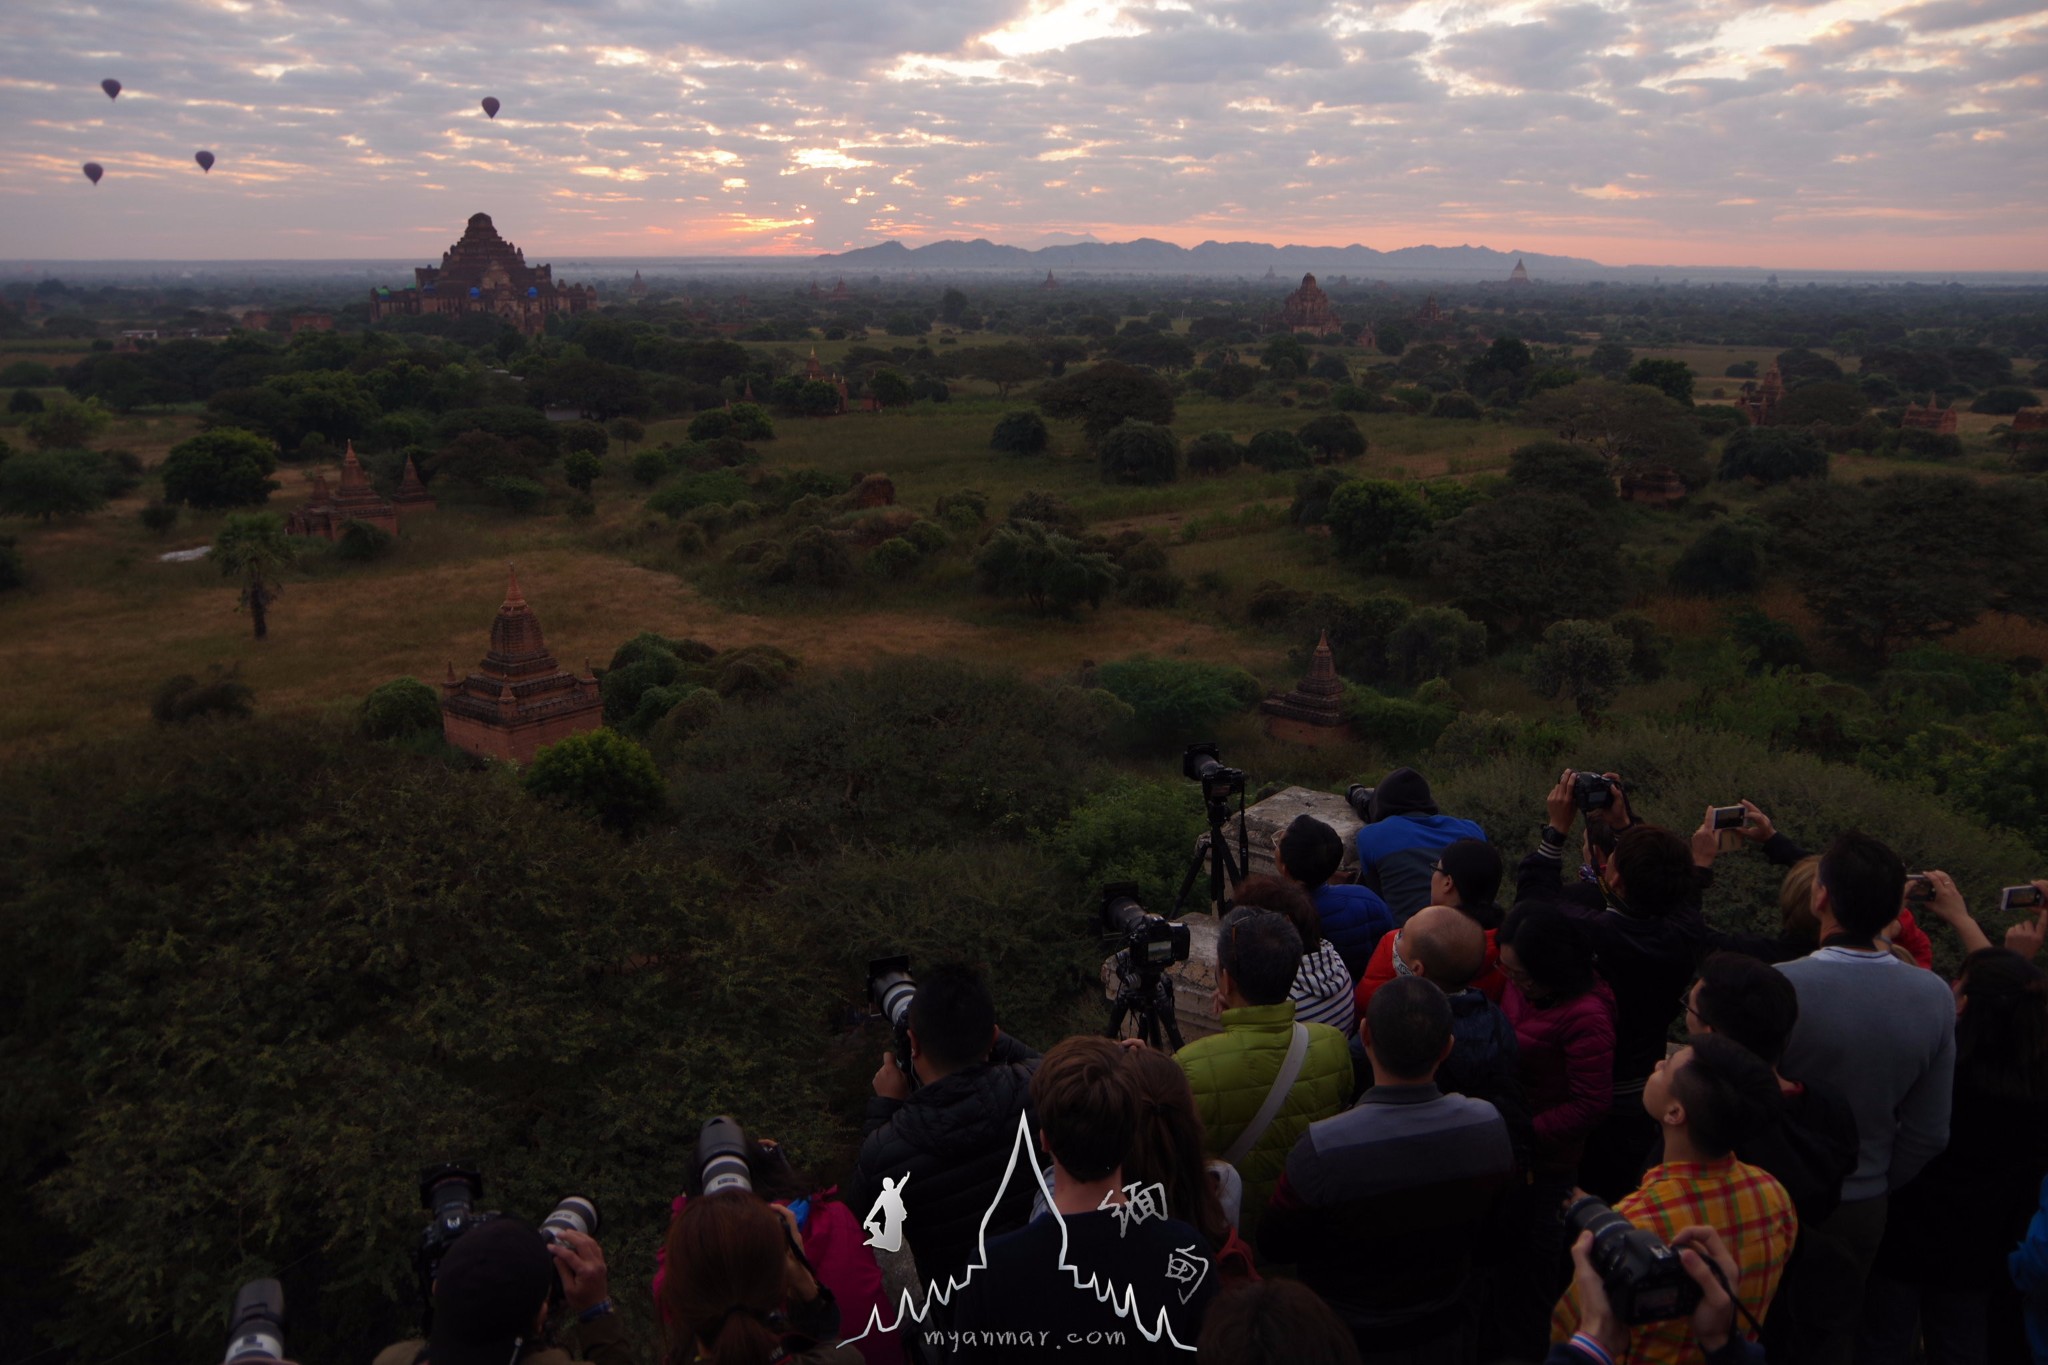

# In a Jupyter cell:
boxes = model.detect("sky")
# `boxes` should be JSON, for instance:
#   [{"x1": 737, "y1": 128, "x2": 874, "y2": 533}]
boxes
[{"x1": 1, "y1": 0, "x2": 2043, "y2": 269}]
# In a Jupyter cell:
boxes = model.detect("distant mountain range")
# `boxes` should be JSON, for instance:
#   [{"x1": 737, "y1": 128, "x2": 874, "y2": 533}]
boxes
[{"x1": 812, "y1": 236, "x2": 1605, "y2": 280}]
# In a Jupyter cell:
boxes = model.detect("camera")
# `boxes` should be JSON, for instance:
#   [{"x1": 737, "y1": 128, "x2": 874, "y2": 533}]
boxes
[
  {"x1": 2002, "y1": 885, "x2": 2046, "y2": 913},
  {"x1": 1906, "y1": 874, "x2": 1934, "y2": 907},
  {"x1": 1574, "y1": 771, "x2": 1617, "y2": 814},
  {"x1": 1563, "y1": 1195, "x2": 1702, "y2": 1325},
  {"x1": 867, "y1": 954, "x2": 918, "y2": 1086},
  {"x1": 1710, "y1": 806, "x2": 1745, "y2": 831},
  {"x1": 415, "y1": 1163, "x2": 491, "y2": 1311},
  {"x1": 698, "y1": 1115, "x2": 754, "y2": 1197},
  {"x1": 1345, "y1": 784, "x2": 1377, "y2": 824},
  {"x1": 540, "y1": 1196, "x2": 600, "y2": 1247},
  {"x1": 1184, "y1": 742, "x2": 1244, "y2": 800},
  {"x1": 223, "y1": 1279, "x2": 285, "y2": 1365},
  {"x1": 1101, "y1": 882, "x2": 1190, "y2": 970}
]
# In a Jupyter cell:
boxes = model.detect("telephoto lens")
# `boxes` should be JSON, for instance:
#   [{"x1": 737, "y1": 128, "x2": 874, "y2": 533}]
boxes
[
  {"x1": 698, "y1": 1116, "x2": 755, "y2": 1197},
  {"x1": 1346, "y1": 784, "x2": 1377, "y2": 822},
  {"x1": 867, "y1": 955, "x2": 917, "y2": 1030},
  {"x1": 540, "y1": 1196, "x2": 600, "y2": 1245},
  {"x1": 222, "y1": 1279, "x2": 286, "y2": 1365}
]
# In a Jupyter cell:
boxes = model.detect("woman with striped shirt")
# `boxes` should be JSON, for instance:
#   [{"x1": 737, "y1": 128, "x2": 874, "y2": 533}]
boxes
[{"x1": 1230, "y1": 874, "x2": 1357, "y2": 1036}]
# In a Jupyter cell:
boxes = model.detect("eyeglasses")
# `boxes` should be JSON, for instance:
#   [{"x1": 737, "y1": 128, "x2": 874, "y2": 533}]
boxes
[
  {"x1": 1431, "y1": 862, "x2": 1447, "y2": 875},
  {"x1": 1680, "y1": 990, "x2": 1702, "y2": 1021}
]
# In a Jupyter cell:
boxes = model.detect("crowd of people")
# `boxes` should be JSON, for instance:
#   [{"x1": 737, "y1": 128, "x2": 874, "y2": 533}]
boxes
[{"x1": 394, "y1": 767, "x2": 2048, "y2": 1365}]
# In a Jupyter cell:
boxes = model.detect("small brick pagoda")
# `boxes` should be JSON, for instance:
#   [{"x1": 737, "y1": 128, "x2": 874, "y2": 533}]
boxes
[
  {"x1": 440, "y1": 567, "x2": 602, "y2": 764},
  {"x1": 391, "y1": 454, "x2": 436, "y2": 513},
  {"x1": 1735, "y1": 364, "x2": 1785, "y2": 427},
  {"x1": 2012, "y1": 407, "x2": 2048, "y2": 434},
  {"x1": 370, "y1": 212, "x2": 595, "y2": 337},
  {"x1": 286, "y1": 442, "x2": 401, "y2": 541},
  {"x1": 1275, "y1": 273, "x2": 1342, "y2": 337},
  {"x1": 1902, "y1": 395, "x2": 1958, "y2": 435},
  {"x1": 1417, "y1": 294, "x2": 1445, "y2": 325},
  {"x1": 1261, "y1": 631, "x2": 1349, "y2": 743},
  {"x1": 1507, "y1": 258, "x2": 1532, "y2": 287}
]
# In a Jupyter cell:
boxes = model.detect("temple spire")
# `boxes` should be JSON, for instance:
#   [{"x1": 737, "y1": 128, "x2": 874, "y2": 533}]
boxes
[{"x1": 504, "y1": 562, "x2": 525, "y2": 609}]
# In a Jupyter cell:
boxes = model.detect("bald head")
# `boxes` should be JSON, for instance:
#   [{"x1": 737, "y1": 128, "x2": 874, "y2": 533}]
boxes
[{"x1": 1404, "y1": 905, "x2": 1487, "y2": 992}]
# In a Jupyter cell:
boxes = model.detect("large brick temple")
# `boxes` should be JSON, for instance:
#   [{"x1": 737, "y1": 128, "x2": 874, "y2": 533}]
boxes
[
  {"x1": 1275, "y1": 273, "x2": 1343, "y2": 337},
  {"x1": 440, "y1": 567, "x2": 602, "y2": 763},
  {"x1": 371, "y1": 213, "x2": 595, "y2": 337}
]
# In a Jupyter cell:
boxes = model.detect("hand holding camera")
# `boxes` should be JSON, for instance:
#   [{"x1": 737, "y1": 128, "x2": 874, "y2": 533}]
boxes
[
  {"x1": 544, "y1": 1227, "x2": 610, "y2": 1316},
  {"x1": 2008, "y1": 883, "x2": 2048, "y2": 961},
  {"x1": 1669, "y1": 1226, "x2": 1744, "y2": 1354},
  {"x1": 1546, "y1": 770, "x2": 1580, "y2": 836}
]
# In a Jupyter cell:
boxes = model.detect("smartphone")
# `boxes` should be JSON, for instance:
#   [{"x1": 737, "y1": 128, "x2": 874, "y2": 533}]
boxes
[
  {"x1": 2000, "y1": 885, "x2": 2045, "y2": 913},
  {"x1": 1711, "y1": 806, "x2": 1746, "y2": 831}
]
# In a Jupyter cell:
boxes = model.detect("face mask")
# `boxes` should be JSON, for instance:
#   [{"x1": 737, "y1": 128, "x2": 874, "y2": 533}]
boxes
[{"x1": 1390, "y1": 932, "x2": 1416, "y2": 978}]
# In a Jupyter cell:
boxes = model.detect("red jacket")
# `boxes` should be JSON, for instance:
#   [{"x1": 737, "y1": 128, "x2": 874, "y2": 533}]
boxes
[
  {"x1": 1504, "y1": 977, "x2": 1616, "y2": 1173},
  {"x1": 1354, "y1": 928, "x2": 1505, "y2": 1019}
]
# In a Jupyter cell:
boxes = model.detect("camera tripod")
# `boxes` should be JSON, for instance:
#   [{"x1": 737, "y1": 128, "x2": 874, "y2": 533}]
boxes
[
  {"x1": 1106, "y1": 950, "x2": 1185, "y2": 1052},
  {"x1": 1172, "y1": 783, "x2": 1248, "y2": 919}
]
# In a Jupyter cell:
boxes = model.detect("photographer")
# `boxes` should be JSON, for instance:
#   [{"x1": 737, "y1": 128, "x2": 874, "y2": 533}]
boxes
[
  {"x1": 660, "y1": 1191, "x2": 861, "y2": 1365},
  {"x1": 1553, "y1": 1224, "x2": 1762, "y2": 1365},
  {"x1": 1348, "y1": 767, "x2": 1487, "y2": 923},
  {"x1": 1551, "y1": 1036, "x2": 1798, "y2": 1365},
  {"x1": 373, "y1": 1219, "x2": 628, "y2": 1365},
  {"x1": 848, "y1": 962, "x2": 1041, "y2": 1295}
]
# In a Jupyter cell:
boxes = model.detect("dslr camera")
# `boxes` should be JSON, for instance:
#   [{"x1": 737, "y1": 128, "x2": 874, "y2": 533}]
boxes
[
  {"x1": 1574, "y1": 771, "x2": 1618, "y2": 814},
  {"x1": 867, "y1": 954, "x2": 918, "y2": 1087},
  {"x1": 1563, "y1": 1195, "x2": 1702, "y2": 1325},
  {"x1": 1100, "y1": 882, "x2": 1190, "y2": 971},
  {"x1": 412, "y1": 1164, "x2": 600, "y2": 1330},
  {"x1": 223, "y1": 1279, "x2": 285, "y2": 1365},
  {"x1": 696, "y1": 1115, "x2": 756, "y2": 1197},
  {"x1": 1184, "y1": 742, "x2": 1244, "y2": 801},
  {"x1": 1345, "y1": 784, "x2": 1377, "y2": 824}
]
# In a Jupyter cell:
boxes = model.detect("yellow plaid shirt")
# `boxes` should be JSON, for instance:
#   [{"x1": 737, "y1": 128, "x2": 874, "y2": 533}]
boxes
[{"x1": 1552, "y1": 1156, "x2": 1798, "y2": 1365}]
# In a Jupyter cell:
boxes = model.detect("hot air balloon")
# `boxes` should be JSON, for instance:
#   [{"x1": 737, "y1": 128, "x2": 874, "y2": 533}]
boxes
[
  {"x1": 481, "y1": 96, "x2": 500, "y2": 119},
  {"x1": 195, "y1": 150, "x2": 215, "y2": 173},
  {"x1": 101, "y1": 79, "x2": 121, "y2": 100},
  {"x1": 82, "y1": 162, "x2": 103, "y2": 185}
]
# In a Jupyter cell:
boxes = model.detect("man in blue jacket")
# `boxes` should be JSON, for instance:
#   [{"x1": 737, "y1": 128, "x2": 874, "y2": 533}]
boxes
[{"x1": 1351, "y1": 767, "x2": 1487, "y2": 922}]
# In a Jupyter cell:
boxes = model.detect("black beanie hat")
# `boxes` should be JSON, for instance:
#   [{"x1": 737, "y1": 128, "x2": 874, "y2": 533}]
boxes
[
  {"x1": 1278, "y1": 814, "x2": 1344, "y2": 889},
  {"x1": 430, "y1": 1218, "x2": 555, "y2": 1365},
  {"x1": 1369, "y1": 767, "x2": 1439, "y2": 821},
  {"x1": 1438, "y1": 838, "x2": 1503, "y2": 910}
]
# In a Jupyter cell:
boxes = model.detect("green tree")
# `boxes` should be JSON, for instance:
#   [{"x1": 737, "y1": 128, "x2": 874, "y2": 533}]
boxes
[
  {"x1": 558, "y1": 420, "x2": 609, "y2": 459},
  {"x1": 161, "y1": 428, "x2": 281, "y2": 508},
  {"x1": 969, "y1": 343, "x2": 1043, "y2": 400},
  {"x1": 1773, "y1": 381, "x2": 1867, "y2": 427},
  {"x1": 1385, "y1": 605, "x2": 1487, "y2": 685},
  {"x1": 1626, "y1": 357, "x2": 1695, "y2": 405},
  {"x1": 868, "y1": 370, "x2": 913, "y2": 408},
  {"x1": 1971, "y1": 387, "x2": 2041, "y2": 415},
  {"x1": 972, "y1": 520, "x2": 1116, "y2": 616},
  {"x1": 1527, "y1": 619, "x2": 1633, "y2": 723},
  {"x1": 1288, "y1": 467, "x2": 1352, "y2": 526},
  {"x1": 1324, "y1": 479, "x2": 1432, "y2": 573},
  {"x1": 8, "y1": 388, "x2": 43, "y2": 415},
  {"x1": 1775, "y1": 348, "x2": 1844, "y2": 386},
  {"x1": 0, "y1": 450, "x2": 108, "y2": 521},
  {"x1": 1092, "y1": 657, "x2": 1262, "y2": 744},
  {"x1": 360, "y1": 677, "x2": 443, "y2": 740},
  {"x1": 1669, "y1": 523, "x2": 1764, "y2": 597},
  {"x1": 1719, "y1": 427, "x2": 1828, "y2": 485},
  {"x1": 1247, "y1": 428, "x2": 1312, "y2": 471},
  {"x1": 989, "y1": 410, "x2": 1050, "y2": 455},
  {"x1": 1296, "y1": 414, "x2": 1367, "y2": 460},
  {"x1": 1523, "y1": 379, "x2": 1709, "y2": 485},
  {"x1": 1506, "y1": 439, "x2": 1615, "y2": 507},
  {"x1": 211, "y1": 511, "x2": 294, "y2": 641},
  {"x1": 562, "y1": 449, "x2": 603, "y2": 493},
  {"x1": 607, "y1": 416, "x2": 646, "y2": 453},
  {"x1": 522, "y1": 729, "x2": 666, "y2": 832},
  {"x1": 1430, "y1": 490, "x2": 1626, "y2": 637},
  {"x1": 138, "y1": 501, "x2": 179, "y2": 535},
  {"x1": 1096, "y1": 421, "x2": 1179, "y2": 485},
  {"x1": 23, "y1": 397, "x2": 110, "y2": 451},
  {"x1": 939, "y1": 287, "x2": 970, "y2": 324},
  {"x1": 1185, "y1": 431, "x2": 1245, "y2": 474},
  {"x1": 1586, "y1": 341, "x2": 1633, "y2": 379},
  {"x1": 1037, "y1": 361, "x2": 1175, "y2": 445}
]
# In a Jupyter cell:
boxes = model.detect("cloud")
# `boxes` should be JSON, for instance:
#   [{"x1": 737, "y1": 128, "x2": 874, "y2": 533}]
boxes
[{"x1": 0, "y1": 0, "x2": 2038, "y2": 267}]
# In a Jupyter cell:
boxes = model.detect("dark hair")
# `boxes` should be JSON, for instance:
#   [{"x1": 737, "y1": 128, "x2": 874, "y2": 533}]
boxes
[
  {"x1": 1956, "y1": 948, "x2": 2048, "y2": 1104},
  {"x1": 1121, "y1": 1045, "x2": 1231, "y2": 1246},
  {"x1": 1218, "y1": 907, "x2": 1305, "y2": 1006},
  {"x1": 1437, "y1": 838, "x2": 1503, "y2": 910},
  {"x1": 1670, "y1": 1033, "x2": 1782, "y2": 1159},
  {"x1": 1816, "y1": 832, "x2": 1906, "y2": 942},
  {"x1": 1231, "y1": 874, "x2": 1321, "y2": 951},
  {"x1": 661, "y1": 1191, "x2": 786, "y2": 1365},
  {"x1": 1610, "y1": 825, "x2": 1694, "y2": 915},
  {"x1": 1366, "y1": 976, "x2": 1453, "y2": 1079},
  {"x1": 1692, "y1": 952, "x2": 1799, "y2": 1067},
  {"x1": 1032, "y1": 1036, "x2": 1136, "y2": 1182},
  {"x1": 907, "y1": 961, "x2": 997, "y2": 1071},
  {"x1": 1277, "y1": 815, "x2": 1344, "y2": 890},
  {"x1": 1498, "y1": 902, "x2": 1597, "y2": 1000},
  {"x1": 1196, "y1": 1279, "x2": 1363, "y2": 1365}
]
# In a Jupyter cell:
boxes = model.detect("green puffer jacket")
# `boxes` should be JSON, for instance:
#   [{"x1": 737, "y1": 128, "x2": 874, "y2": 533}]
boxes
[{"x1": 1176, "y1": 1000, "x2": 1353, "y2": 1239}]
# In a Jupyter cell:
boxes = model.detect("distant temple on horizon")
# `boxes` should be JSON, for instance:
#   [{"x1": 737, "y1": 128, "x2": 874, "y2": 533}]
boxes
[
  {"x1": 440, "y1": 567, "x2": 602, "y2": 764},
  {"x1": 370, "y1": 213, "x2": 595, "y2": 337},
  {"x1": 1274, "y1": 273, "x2": 1342, "y2": 337},
  {"x1": 1735, "y1": 363, "x2": 1786, "y2": 427},
  {"x1": 1507, "y1": 258, "x2": 1532, "y2": 286}
]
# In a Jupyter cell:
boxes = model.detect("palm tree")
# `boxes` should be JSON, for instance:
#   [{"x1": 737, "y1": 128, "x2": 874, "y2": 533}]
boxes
[{"x1": 211, "y1": 512, "x2": 294, "y2": 640}]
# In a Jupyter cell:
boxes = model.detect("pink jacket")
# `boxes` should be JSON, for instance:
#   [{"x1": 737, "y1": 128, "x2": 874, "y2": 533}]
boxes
[
  {"x1": 655, "y1": 1191, "x2": 902, "y2": 1365},
  {"x1": 1504, "y1": 976, "x2": 1616, "y2": 1172}
]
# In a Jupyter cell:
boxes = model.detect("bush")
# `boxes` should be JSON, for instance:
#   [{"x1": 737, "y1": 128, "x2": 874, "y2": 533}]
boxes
[
  {"x1": 1184, "y1": 431, "x2": 1244, "y2": 474},
  {"x1": 1246, "y1": 428, "x2": 1312, "y2": 471},
  {"x1": 160, "y1": 429, "x2": 280, "y2": 509},
  {"x1": 674, "y1": 522, "x2": 706, "y2": 555},
  {"x1": 973, "y1": 521, "x2": 1116, "y2": 616},
  {"x1": 334, "y1": 518, "x2": 395, "y2": 561},
  {"x1": 10, "y1": 388, "x2": 45, "y2": 415},
  {"x1": 643, "y1": 687, "x2": 723, "y2": 761},
  {"x1": 631, "y1": 447, "x2": 680, "y2": 485},
  {"x1": 1297, "y1": 413, "x2": 1367, "y2": 460},
  {"x1": 487, "y1": 476, "x2": 546, "y2": 513},
  {"x1": 1006, "y1": 490, "x2": 1083, "y2": 534},
  {"x1": 1719, "y1": 427, "x2": 1828, "y2": 485},
  {"x1": 903, "y1": 519, "x2": 949, "y2": 554},
  {"x1": 1325, "y1": 479, "x2": 1432, "y2": 572},
  {"x1": 870, "y1": 536, "x2": 921, "y2": 579},
  {"x1": 0, "y1": 536, "x2": 22, "y2": 591},
  {"x1": 1972, "y1": 387, "x2": 2041, "y2": 416},
  {"x1": 0, "y1": 449, "x2": 112, "y2": 521},
  {"x1": 1428, "y1": 392, "x2": 1483, "y2": 420},
  {"x1": 1694, "y1": 405, "x2": 1750, "y2": 438},
  {"x1": 767, "y1": 526, "x2": 856, "y2": 588},
  {"x1": 562, "y1": 449, "x2": 603, "y2": 493},
  {"x1": 1040, "y1": 776, "x2": 1207, "y2": 916},
  {"x1": 1898, "y1": 427, "x2": 1963, "y2": 461},
  {"x1": 1096, "y1": 421, "x2": 1180, "y2": 485},
  {"x1": 360, "y1": 677, "x2": 442, "y2": 740},
  {"x1": 1289, "y1": 467, "x2": 1353, "y2": 527},
  {"x1": 934, "y1": 488, "x2": 988, "y2": 531},
  {"x1": 1120, "y1": 568, "x2": 1185, "y2": 608},
  {"x1": 688, "y1": 409, "x2": 735, "y2": 442},
  {"x1": 522, "y1": 729, "x2": 666, "y2": 832},
  {"x1": 1343, "y1": 686, "x2": 1456, "y2": 755},
  {"x1": 647, "y1": 469, "x2": 751, "y2": 519},
  {"x1": 151, "y1": 667, "x2": 256, "y2": 724},
  {"x1": 138, "y1": 501, "x2": 178, "y2": 535},
  {"x1": 989, "y1": 411, "x2": 1050, "y2": 455},
  {"x1": 1526, "y1": 619, "x2": 1633, "y2": 722},
  {"x1": 1507, "y1": 440, "x2": 1614, "y2": 507},
  {"x1": 1670, "y1": 523, "x2": 1764, "y2": 596},
  {"x1": 1092, "y1": 657, "x2": 1262, "y2": 744},
  {"x1": 1385, "y1": 605, "x2": 1487, "y2": 686},
  {"x1": 1608, "y1": 610, "x2": 1670, "y2": 681}
]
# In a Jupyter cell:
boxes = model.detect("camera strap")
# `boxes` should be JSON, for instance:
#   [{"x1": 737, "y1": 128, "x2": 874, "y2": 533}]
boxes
[{"x1": 1224, "y1": 1024, "x2": 1309, "y2": 1167}]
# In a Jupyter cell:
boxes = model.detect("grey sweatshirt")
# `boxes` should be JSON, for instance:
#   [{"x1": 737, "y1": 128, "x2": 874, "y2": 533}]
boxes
[{"x1": 1777, "y1": 945, "x2": 1956, "y2": 1203}]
